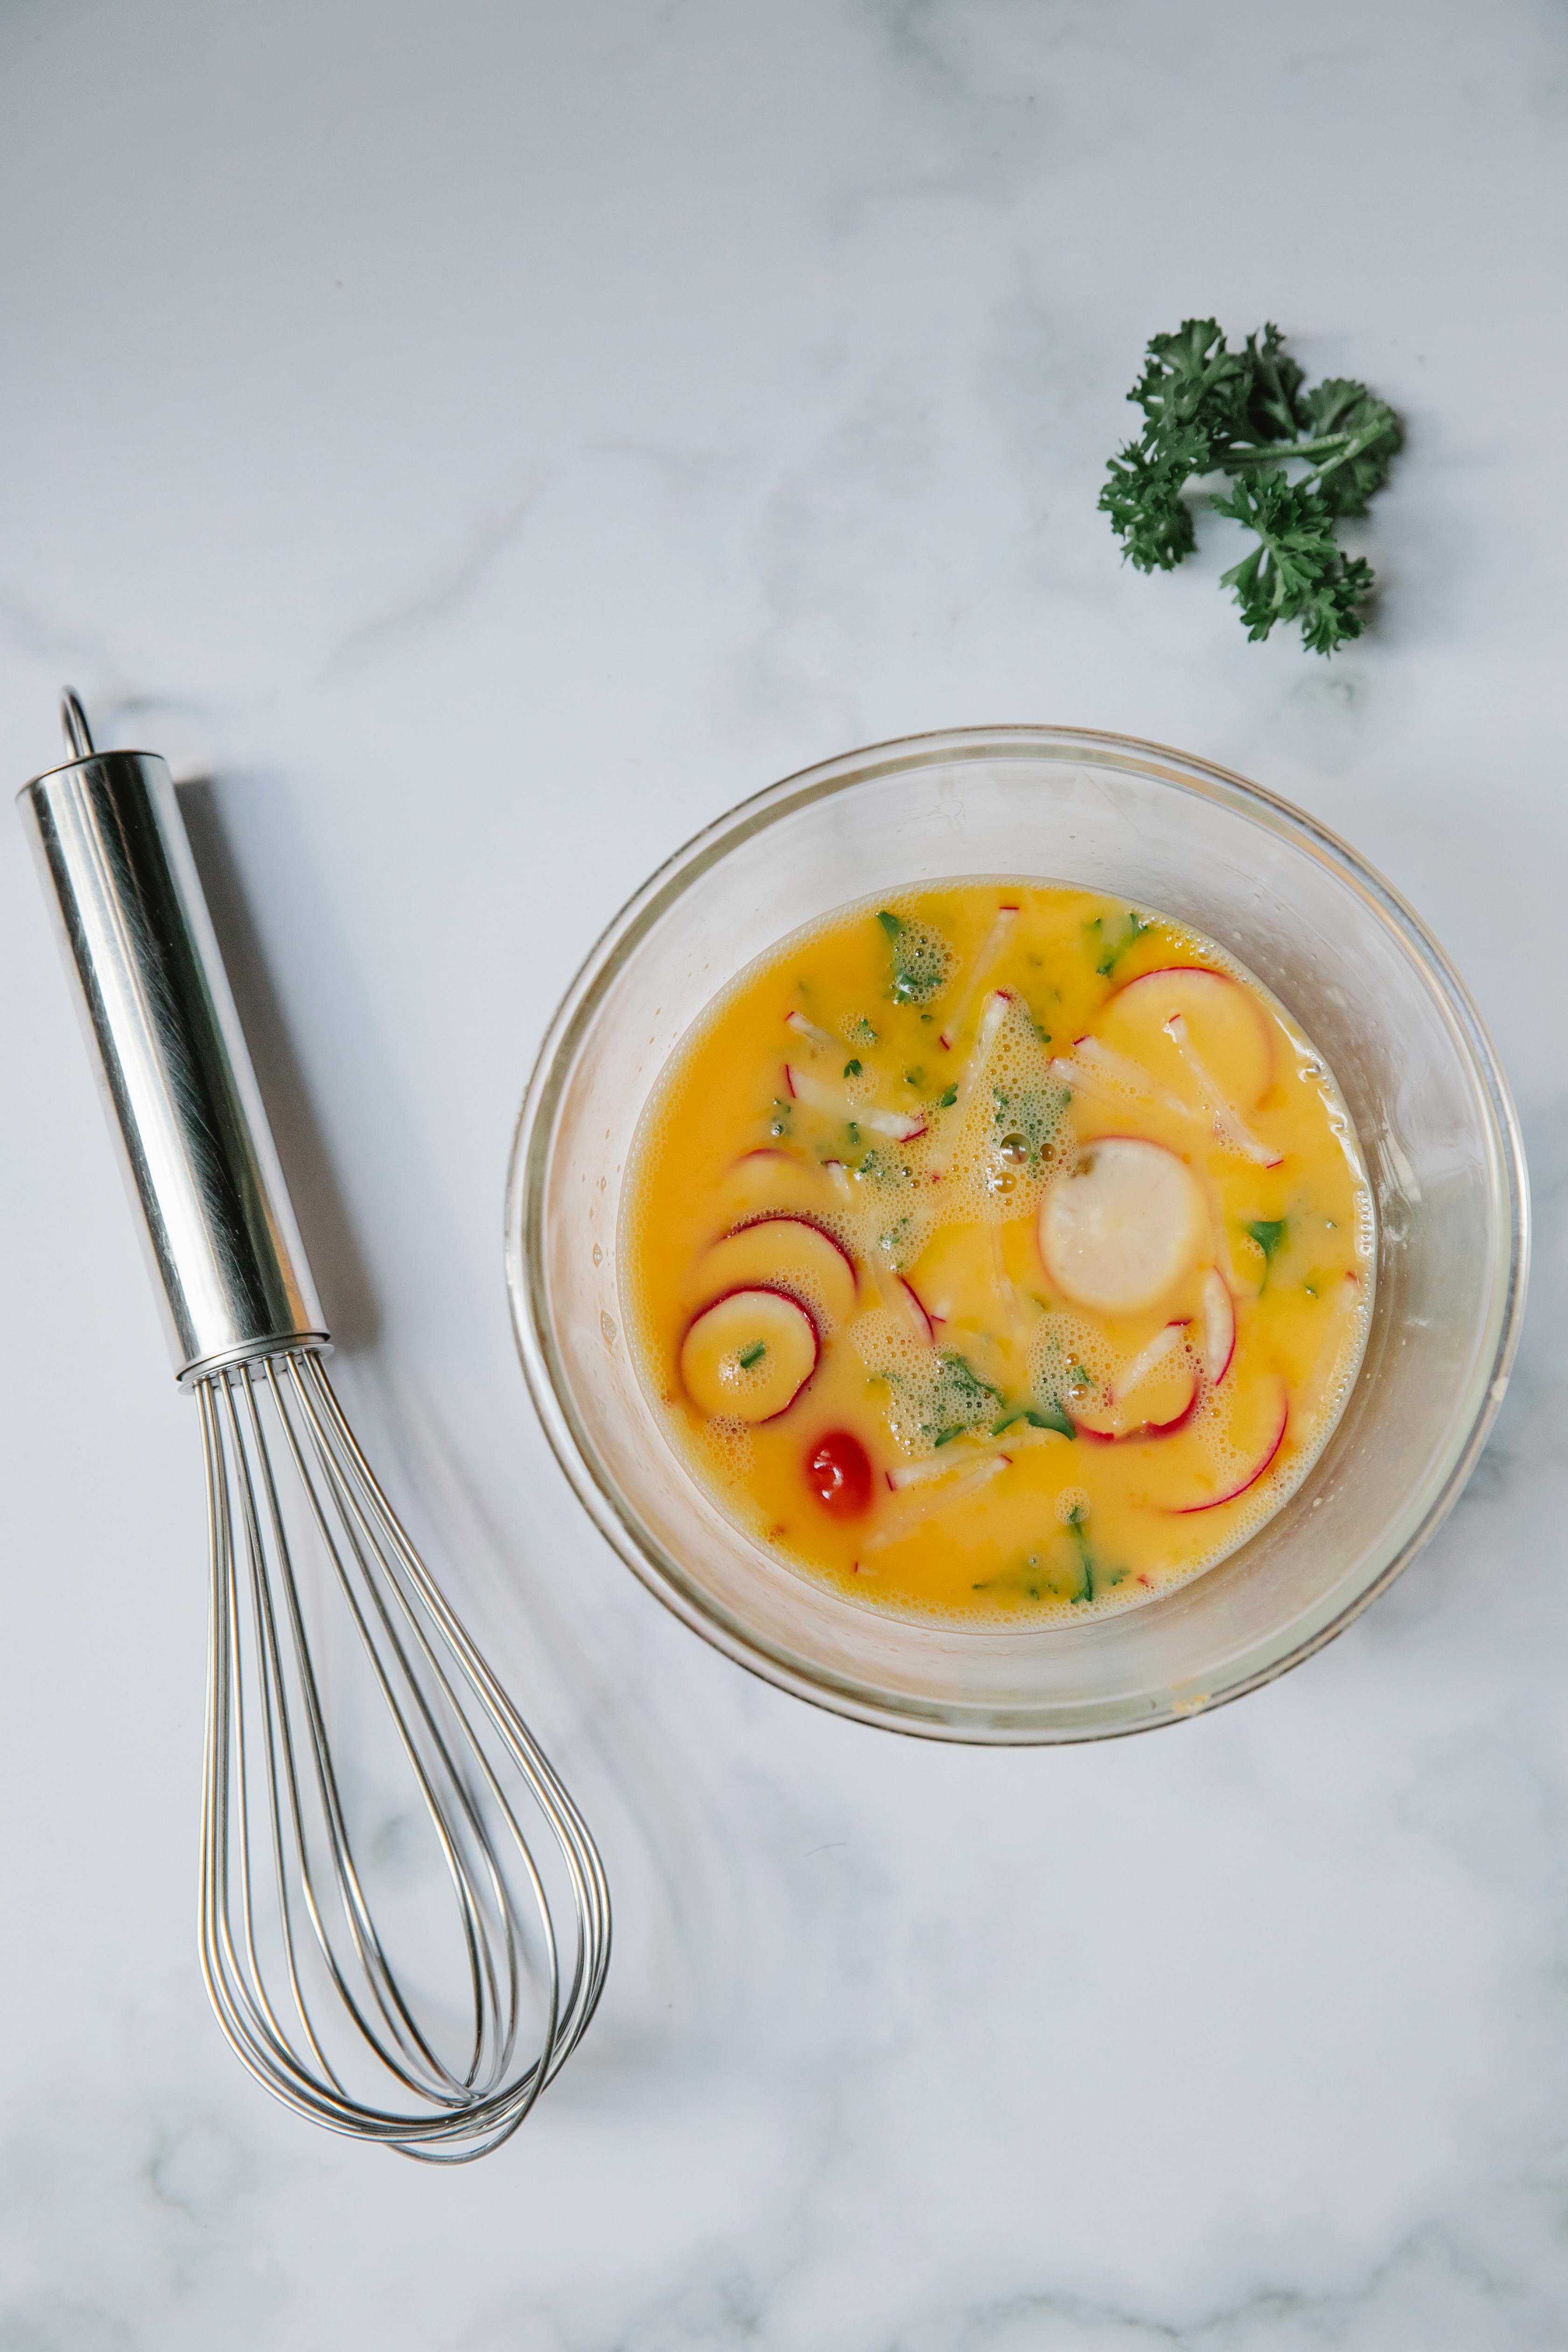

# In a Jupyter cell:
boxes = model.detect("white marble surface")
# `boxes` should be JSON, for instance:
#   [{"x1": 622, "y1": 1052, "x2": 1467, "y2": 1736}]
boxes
[{"x1": 0, "y1": 2, "x2": 1563, "y2": 2343}]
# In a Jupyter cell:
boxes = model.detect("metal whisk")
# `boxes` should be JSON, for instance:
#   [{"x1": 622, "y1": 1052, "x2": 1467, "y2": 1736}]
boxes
[{"x1": 18, "y1": 694, "x2": 609, "y2": 2158}]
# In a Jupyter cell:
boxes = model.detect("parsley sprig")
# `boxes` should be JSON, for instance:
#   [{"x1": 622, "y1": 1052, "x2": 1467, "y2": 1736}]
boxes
[{"x1": 1099, "y1": 320, "x2": 1401, "y2": 655}]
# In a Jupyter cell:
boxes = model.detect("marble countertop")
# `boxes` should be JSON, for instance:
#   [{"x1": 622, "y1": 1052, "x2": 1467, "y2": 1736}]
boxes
[{"x1": 1, "y1": 4, "x2": 1564, "y2": 2345}]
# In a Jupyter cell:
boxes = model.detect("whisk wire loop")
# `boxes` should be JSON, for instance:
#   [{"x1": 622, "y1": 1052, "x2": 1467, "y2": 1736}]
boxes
[{"x1": 198, "y1": 1348, "x2": 610, "y2": 2160}]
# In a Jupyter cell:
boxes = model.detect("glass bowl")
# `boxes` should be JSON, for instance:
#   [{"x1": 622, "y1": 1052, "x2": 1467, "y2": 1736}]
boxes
[{"x1": 505, "y1": 728, "x2": 1528, "y2": 1743}]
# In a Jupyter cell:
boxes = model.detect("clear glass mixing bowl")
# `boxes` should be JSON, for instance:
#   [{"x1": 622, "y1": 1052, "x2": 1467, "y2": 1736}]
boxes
[{"x1": 505, "y1": 728, "x2": 1528, "y2": 1743}]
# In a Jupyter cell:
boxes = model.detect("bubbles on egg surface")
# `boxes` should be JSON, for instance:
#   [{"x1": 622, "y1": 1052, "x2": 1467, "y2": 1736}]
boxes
[
  {"x1": 696, "y1": 1414, "x2": 756, "y2": 1484},
  {"x1": 615, "y1": 876, "x2": 1379, "y2": 1633}
]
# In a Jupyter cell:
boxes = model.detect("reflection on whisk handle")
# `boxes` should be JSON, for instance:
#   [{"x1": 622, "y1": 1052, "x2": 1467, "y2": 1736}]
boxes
[{"x1": 17, "y1": 698, "x2": 328, "y2": 1384}]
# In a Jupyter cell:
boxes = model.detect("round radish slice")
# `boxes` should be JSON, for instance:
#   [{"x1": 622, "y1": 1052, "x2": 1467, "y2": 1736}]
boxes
[
  {"x1": 700, "y1": 1215, "x2": 857, "y2": 1325},
  {"x1": 1100, "y1": 967, "x2": 1274, "y2": 1108},
  {"x1": 680, "y1": 1288, "x2": 820, "y2": 1421},
  {"x1": 1039, "y1": 1138, "x2": 1206, "y2": 1316},
  {"x1": 1165, "y1": 1377, "x2": 1289, "y2": 1514},
  {"x1": 1198, "y1": 1266, "x2": 1236, "y2": 1385},
  {"x1": 721, "y1": 1148, "x2": 839, "y2": 1222}
]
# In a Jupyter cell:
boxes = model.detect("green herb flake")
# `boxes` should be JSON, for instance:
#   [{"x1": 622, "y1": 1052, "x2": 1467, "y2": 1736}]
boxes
[
  {"x1": 737, "y1": 1342, "x2": 766, "y2": 1370},
  {"x1": 1065, "y1": 1505, "x2": 1095, "y2": 1604},
  {"x1": 994, "y1": 1406, "x2": 1075, "y2": 1441},
  {"x1": 937, "y1": 1085, "x2": 958, "y2": 1109},
  {"x1": 843, "y1": 1058, "x2": 862, "y2": 1079},
  {"x1": 1088, "y1": 908, "x2": 1154, "y2": 978},
  {"x1": 1245, "y1": 1217, "x2": 1288, "y2": 1260},
  {"x1": 877, "y1": 910, "x2": 952, "y2": 1006}
]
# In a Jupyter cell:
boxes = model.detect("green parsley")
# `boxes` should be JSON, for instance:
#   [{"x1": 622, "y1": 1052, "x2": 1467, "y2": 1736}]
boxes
[
  {"x1": 994, "y1": 1405, "x2": 1075, "y2": 1441},
  {"x1": 875, "y1": 909, "x2": 950, "y2": 1005},
  {"x1": 1244, "y1": 1217, "x2": 1288, "y2": 1288},
  {"x1": 737, "y1": 1342, "x2": 767, "y2": 1370},
  {"x1": 1099, "y1": 319, "x2": 1401, "y2": 654}
]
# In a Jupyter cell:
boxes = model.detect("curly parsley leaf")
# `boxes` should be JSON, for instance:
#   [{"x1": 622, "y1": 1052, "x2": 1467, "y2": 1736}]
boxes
[
  {"x1": 1099, "y1": 319, "x2": 1400, "y2": 655},
  {"x1": 1300, "y1": 379, "x2": 1403, "y2": 517},
  {"x1": 1211, "y1": 473, "x2": 1375, "y2": 655}
]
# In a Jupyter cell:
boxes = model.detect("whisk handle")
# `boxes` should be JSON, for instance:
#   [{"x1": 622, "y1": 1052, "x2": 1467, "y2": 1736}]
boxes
[{"x1": 18, "y1": 741, "x2": 329, "y2": 1385}]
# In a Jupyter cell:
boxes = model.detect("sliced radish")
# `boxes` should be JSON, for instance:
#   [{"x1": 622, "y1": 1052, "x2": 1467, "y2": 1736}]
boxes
[
  {"x1": 785, "y1": 1009, "x2": 837, "y2": 1051},
  {"x1": 896, "y1": 1274, "x2": 936, "y2": 1343},
  {"x1": 1072, "y1": 1036, "x2": 1195, "y2": 1119},
  {"x1": 1069, "y1": 1323, "x2": 1197, "y2": 1440},
  {"x1": 1167, "y1": 1379, "x2": 1288, "y2": 1514},
  {"x1": 928, "y1": 990, "x2": 1012, "y2": 1177},
  {"x1": 1039, "y1": 1137, "x2": 1207, "y2": 1316},
  {"x1": 1104, "y1": 967, "x2": 1274, "y2": 1106},
  {"x1": 1116, "y1": 1321, "x2": 1186, "y2": 1398},
  {"x1": 864, "y1": 1451, "x2": 1010, "y2": 1549},
  {"x1": 1163, "y1": 1015, "x2": 1281, "y2": 1168},
  {"x1": 700, "y1": 1216, "x2": 857, "y2": 1325},
  {"x1": 679, "y1": 1287, "x2": 820, "y2": 1422},
  {"x1": 784, "y1": 1063, "x2": 926, "y2": 1141},
  {"x1": 1049, "y1": 1048, "x2": 1194, "y2": 1129},
  {"x1": 1198, "y1": 1267, "x2": 1236, "y2": 1386},
  {"x1": 1049, "y1": 1055, "x2": 1135, "y2": 1115},
  {"x1": 887, "y1": 1448, "x2": 977, "y2": 1491},
  {"x1": 723, "y1": 1147, "x2": 840, "y2": 1221},
  {"x1": 939, "y1": 906, "x2": 1019, "y2": 1050}
]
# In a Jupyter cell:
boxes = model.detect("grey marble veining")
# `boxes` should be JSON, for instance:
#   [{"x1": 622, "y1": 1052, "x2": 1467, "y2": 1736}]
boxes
[{"x1": 0, "y1": 2, "x2": 1564, "y2": 2345}]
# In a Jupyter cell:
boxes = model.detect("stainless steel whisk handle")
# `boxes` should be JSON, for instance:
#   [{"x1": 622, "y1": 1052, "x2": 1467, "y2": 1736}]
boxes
[{"x1": 17, "y1": 693, "x2": 328, "y2": 1385}]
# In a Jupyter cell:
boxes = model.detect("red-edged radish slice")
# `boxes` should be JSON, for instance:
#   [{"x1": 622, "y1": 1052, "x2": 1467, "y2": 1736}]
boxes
[
  {"x1": 896, "y1": 1274, "x2": 936, "y2": 1343},
  {"x1": 939, "y1": 905, "x2": 1019, "y2": 1050},
  {"x1": 1116, "y1": 1321, "x2": 1185, "y2": 1399},
  {"x1": 784, "y1": 1064, "x2": 926, "y2": 1140},
  {"x1": 722, "y1": 1148, "x2": 838, "y2": 1221},
  {"x1": 856, "y1": 1246, "x2": 936, "y2": 1342},
  {"x1": 679, "y1": 1288, "x2": 819, "y2": 1421},
  {"x1": 886, "y1": 1448, "x2": 972, "y2": 1491},
  {"x1": 1163, "y1": 1015, "x2": 1281, "y2": 1168},
  {"x1": 907, "y1": 1224, "x2": 998, "y2": 1325},
  {"x1": 1072, "y1": 1036, "x2": 1194, "y2": 1119},
  {"x1": 865, "y1": 1452, "x2": 1011, "y2": 1548},
  {"x1": 1167, "y1": 1379, "x2": 1288, "y2": 1513},
  {"x1": 1049, "y1": 1054, "x2": 1131, "y2": 1115},
  {"x1": 1069, "y1": 1323, "x2": 1197, "y2": 1440},
  {"x1": 1049, "y1": 1047, "x2": 1194, "y2": 1128},
  {"x1": 1039, "y1": 1137, "x2": 1206, "y2": 1316},
  {"x1": 701, "y1": 1215, "x2": 857, "y2": 1324},
  {"x1": 1198, "y1": 1267, "x2": 1236, "y2": 1386},
  {"x1": 928, "y1": 990, "x2": 1012, "y2": 1177},
  {"x1": 1105, "y1": 966, "x2": 1274, "y2": 1106},
  {"x1": 785, "y1": 1008, "x2": 836, "y2": 1050}
]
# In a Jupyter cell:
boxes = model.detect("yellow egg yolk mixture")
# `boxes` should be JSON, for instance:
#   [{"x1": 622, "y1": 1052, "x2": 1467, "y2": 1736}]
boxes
[{"x1": 623, "y1": 882, "x2": 1373, "y2": 1624}]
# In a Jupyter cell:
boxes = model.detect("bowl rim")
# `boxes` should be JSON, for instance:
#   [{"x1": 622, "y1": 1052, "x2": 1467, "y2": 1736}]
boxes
[{"x1": 504, "y1": 724, "x2": 1531, "y2": 1744}]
